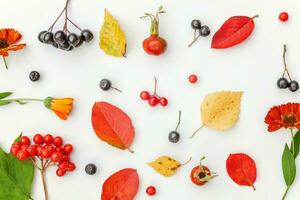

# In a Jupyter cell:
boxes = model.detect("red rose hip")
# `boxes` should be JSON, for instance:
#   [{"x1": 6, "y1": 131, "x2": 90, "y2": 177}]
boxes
[{"x1": 146, "y1": 186, "x2": 156, "y2": 196}]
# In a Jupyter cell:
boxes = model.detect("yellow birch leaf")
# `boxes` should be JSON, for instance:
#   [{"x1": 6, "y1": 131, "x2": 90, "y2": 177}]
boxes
[
  {"x1": 100, "y1": 9, "x2": 126, "y2": 57},
  {"x1": 148, "y1": 156, "x2": 191, "y2": 177},
  {"x1": 201, "y1": 91, "x2": 243, "y2": 130}
]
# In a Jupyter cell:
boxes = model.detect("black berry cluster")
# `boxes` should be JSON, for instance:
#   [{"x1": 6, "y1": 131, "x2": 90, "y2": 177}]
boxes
[
  {"x1": 188, "y1": 19, "x2": 211, "y2": 47},
  {"x1": 277, "y1": 45, "x2": 299, "y2": 92},
  {"x1": 38, "y1": 0, "x2": 93, "y2": 51}
]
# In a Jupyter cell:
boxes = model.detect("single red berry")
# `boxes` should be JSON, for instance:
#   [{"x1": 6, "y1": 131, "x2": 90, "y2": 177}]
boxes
[
  {"x1": 148, "y1": 96, "x2": 159, "y2": 107},
  {"x1": 140, "y1": 91, "x2": 150, "y2": 100},
  {"x1": 279, "y1": 12, "x2": 289, "y2": 22},
  {"x1": 159, "y1": 97, "x2": 168, "y2": 106},
  {"x1": 33, "y1": 134, "x2": 44, "y2": 144},
  {"x1": 21, "y1": 145, "x2": 29, "y2": 151},
  {"x1": 10, "y1": 146, "x2": 20, "y2": 156},
  {"x1": 20, "y1": 136, "x2": 30, "y2": 145},
  {"x1": 36, "y1": 146, "x2": 42, "y2": 155},
  {"x1": 44, "y1": 145, "x2": 55, "y2": 154},
  {"x1": 12, "y1": 143, "x2": 21, "y2": 148},
  {"x1": 59, "y1": 162, "x2": 69, "y2": 171},
  {"x1": 17, "y1": 150, "x2": 28, "y2": 160},
  {"x1": 68, "y1": 162, "x2": 76, "y2": 171},
  {"x1": 51, "y1": 152, "x2": 63, "y2": 163},
  {"x1": 44, "y1": 134, "x2": 53, "y2": 144},
  {"x1": 27, "y1": 146, "x2": 38, "y2": 157},
  {"x1": 188, "y1": 74, "x2": 198, "y2": 84},
  {"x1": 63, "y1": 144, "x2": 73, "y2": 154},
  {"x1": 56, "y1": 146, "x2": 63, "y2": 153},
  {"x1": 146, "y1": 186, "x2": 156, "y2": 196},
  {"x1": 61, "y1": 155, "x2": 70, "y2": 162},
  {"x1": 56, "y1": 169, "x2": 66, "y2": 177},
  {"x1": 53, "y1": 136, "x2": 63, "y2": 147},
  {"x1": 40, "y1": 148, "x2": 51, "y2": 158}
]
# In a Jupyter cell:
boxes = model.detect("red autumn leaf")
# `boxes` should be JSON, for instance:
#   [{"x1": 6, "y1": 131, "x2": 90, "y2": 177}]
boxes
[
  {"x1": 92, "y1": 102, "x2": 135, "y2": 153},
  {"x1": 226, "y1": 153, "x2": 257, "y2": 190},
  {"x1": 211, "y1": 15, "x2": 258, "y2": 49},
  {"x1": 101, "y1": 168, "x2": 139, "y2": 200}
]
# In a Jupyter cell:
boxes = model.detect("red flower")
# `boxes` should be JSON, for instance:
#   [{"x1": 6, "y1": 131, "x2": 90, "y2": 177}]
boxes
[{"x1": 265, "y1": 103, "x2": 300, "y2": 132}]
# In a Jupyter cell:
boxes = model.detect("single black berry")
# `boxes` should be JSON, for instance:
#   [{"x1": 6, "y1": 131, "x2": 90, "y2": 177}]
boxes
[
  {"x1": 199, "y1": 25, "x2": 211, "y2": 37},
  {"x1": 67, "y1": 33, "x2": 80, "y2": 47},
  {"x1": 81, "y1": 30, "x2": 94, "y2": 42},
  {"x1": 277, "y1": 77, "x2": 289, "y2": 89},
  {"x1": 85, "y1": 163, "x2": 97, "y2": 175},
  {"x1": 54, "y1": 31, "x2": 67, "y2": 44},
  {"x1": 168, "y1": 131, "x2": 180, "y2": 143},
  {"x1": 289, "y1": 80, "x2": 299, "y2": 92},
  {"x1": 58, "y1": 42, "x2": 70, "y2": 51},
  {"x1": 100, "y1": 79, "x2": 111, "y2": 91},
  {"x1": 29, "y1": 71, "x2": 40, "y2": 82},
  {"x1": 191, "y1": 20, "x2": 201, "y2": 29},
  {"x1": 43, "y1": 32, "x2": 54, "y2": 44},
  {"x1": 52, "y1": 42, "x2": 59, "y2": 48},
  {"x1": 38, "y1": 31, "x2": 47, "y2": 43}
]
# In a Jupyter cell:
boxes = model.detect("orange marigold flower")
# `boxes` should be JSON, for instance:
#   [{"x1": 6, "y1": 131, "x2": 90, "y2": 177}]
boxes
[
  {"x1": 265, "y1": 103, "x2": 300, "y2": 132},
  {"x1": 0, "y1": 28, "x2": 26, "y2": 69},
  {"x1": 43, "y1": 97, "x2": 74, "y2": 120}
]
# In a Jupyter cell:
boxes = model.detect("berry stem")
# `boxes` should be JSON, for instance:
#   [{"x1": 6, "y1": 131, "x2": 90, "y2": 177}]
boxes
[
  {"x1": 40, "y1": 169, "x2": 49, "y2": 200},
  {"x1": 63, "y1": 0, "x2": 70, "y2": 34},
  {"x1": 190, "y1": 125, "x2": 205, "y2": 138},
  {"x1": 67, "y1": 17, "x2": 82, "y2": 31},
  {"x1": 111, "y1": 86, "x2": 123, "y2": 93},
  {"x1": 2, "y1": 56, "x2": 8, "y2": 69},
  {"x1": 48, "y1": 0, "x2": 70, "y2": 32},
  {"x1": 188, "y1": 30, "x2": 201, "y2": 47},
  {"x1": 282, "y1": 44, "x2": 292, "y2": 81},
  {"x1": 153, "y1": 76, "x2": 158, "y2": 95},
  {"x1": 175, "y1": 110, "x2": 182, "y2": 131}
]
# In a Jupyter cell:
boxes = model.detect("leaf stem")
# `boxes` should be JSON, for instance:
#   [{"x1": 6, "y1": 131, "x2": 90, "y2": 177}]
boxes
[
  {"x1": 181, "y1": 157, "x2": 192, "y2": 166},
  {"x1": 290, "y1": 128, "x2": 295, "y2": 155},
  {"x1": 5, "y1": 98, "x2": 44, "y2": 103},
  {"x1": 282, "y1": 186, "x2": 290, "y2": 200},
  {"x1": 3, "y1": 56, "x2": 8, "y2": 69},
  {"x1": 190, "y1": 125, "x2": 205, "y2": 138}
]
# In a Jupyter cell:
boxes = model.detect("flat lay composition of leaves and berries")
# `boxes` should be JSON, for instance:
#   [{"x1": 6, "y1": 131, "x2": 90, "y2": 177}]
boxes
[{"x1": 0, "y1": 0, "x2": 300, "y2": 199}]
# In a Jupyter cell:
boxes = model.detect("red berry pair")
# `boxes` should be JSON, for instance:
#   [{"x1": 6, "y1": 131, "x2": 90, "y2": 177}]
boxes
[
  {"x1": 10, "y1": 134, "x2": 75, "y2": 177},
  {"x1": 140, "y1": 77, "x2": 168, "y2": 107}
]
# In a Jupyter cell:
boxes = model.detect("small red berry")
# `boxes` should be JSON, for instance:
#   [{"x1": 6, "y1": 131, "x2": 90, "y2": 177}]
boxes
[
  {"x1": 10, "y1": 146, "x2": 20, "y2": 156},
  {"x1": 53, "y1": 136, "x2": 63, "y2": 147},
  {"x1": 279, "y1": 12, "x2": 289, "y2": 22},
  {"x1": 188, "y1": 74, "x2": 198, "y2": 84},
  {"x1": 148, "y1": 96, "x2": 159, "y2": 106},
  {"x1": 159, "y1": 97, "x2": 168, "y2": 106},
  {"x1": 140, "y1": 91, "x2": 150, "y2": 100},
  {"x1": 27, "y1": 146, "x2": 38, "y2": 157},
  {"x1": 68, "y1": 162, "x2": 76, "y2": 171},
  {"x1": 44, "y1": 134, "x2": 53, "y2": 144},
  {"x1": 21, "y1": 145, "x2": 29, "y2": 151},
  {"x1": 59, "y1": 162, "x2": 69, "y2": 171},
  {"x1": 20, "y1": 136, "x2": 30, "y2": 145},
  {"x1": 40, "y1": 148, "x2": 51, "y2": 158},
  {"x1": 51, "y1": 152, "x2": 63, "y2": 163},
  {"x1": 61, "y1": 155, "x2": 70, "y2": 162},
  {"x1": 44, "y1": 145, "x2": 55, "y2": 154},
  {"x1": 36, "y1": 146, "x2": 42, "y2": 155},
  {"x1": 17, "y1": 150, "x2": 28, "y2": 160},
  {"x1": 63, "y1": 144, "x2": 73, "y2": 154},
  {"x1": 56, "y1": 169, "x2": 66, "y2": 177},
  {"x1": 56, "y1": 146, "x2": 63, "y2": 153},
  {"x1": 12, "y1": 143, "x2": 21, "y2": 148},
  {"x1": 146, "y1": 186, "x2": 156, "y2": 196},
  {"x1": 33, "y1": 134, "x2": 44, "y2": 144}
]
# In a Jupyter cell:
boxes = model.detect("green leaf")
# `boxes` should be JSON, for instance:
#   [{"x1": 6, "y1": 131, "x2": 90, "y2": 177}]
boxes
[
  {"x1": 0, "y1": 135, "x2": 34, "y2": 200},
  {"x1": 0, "y1": 100, "x2": 11, "y2": 106},
  {"x1": 282, "y1": 144, "x2": 296, "y2": 186},
  {"x1": 293, "y1": 131, "x2": 300, "y2": 158},
  {"x1": 0, "y1": 92, "x2": 12, "y2": 99}
]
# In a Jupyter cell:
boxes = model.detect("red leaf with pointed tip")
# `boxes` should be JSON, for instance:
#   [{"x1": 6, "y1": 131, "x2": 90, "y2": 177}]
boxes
[
  {"x1": 101, "y1": 168, "x2": 139, "y2": 200},
  {"x1": 226, "y1": 153, "x2": 257, "y2": 190},
  {"x1": 92, "y1": 102, "x2": 135, "y2": 152},
  {"x1": 211, "y1": 16, "x2": 258, "y2": 49}
]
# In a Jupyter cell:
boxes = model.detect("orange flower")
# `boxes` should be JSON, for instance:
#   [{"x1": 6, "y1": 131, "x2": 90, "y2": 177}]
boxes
[
  {"x1": 43, "y1": 97, "x2": 74, "y2": 120},
  {"x1": 0, "y1": 28, "x2": 26, "y2": 69},
  {"x1": 265, "y1": 103, "x2": 300, "y2": 132}
]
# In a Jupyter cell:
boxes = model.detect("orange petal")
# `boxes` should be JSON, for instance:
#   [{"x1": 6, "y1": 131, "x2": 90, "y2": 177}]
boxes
[
  {"x1": 5, "y1": 29, "x2": 22, "y2": 45},
  {"x1": 51, "y1": 103, "x2": 72, "y2": 114},
  {"x1": 53, "y1": 98, "x2": 74, "y2": 105},
  {"x1": 0, "y1": 50, "x2": 8, "y2": 56},
  {"x1": 53, "y1": 110, "x2": 68, "y2": 120},
  {"x1": 7, "y1": 43, "x2": 26, "y2": 51}
]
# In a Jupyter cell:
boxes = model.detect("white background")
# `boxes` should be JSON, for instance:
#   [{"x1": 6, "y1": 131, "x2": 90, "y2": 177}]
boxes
[{"x1": 1, "y1": 0, "x2": 300, "y2": 199}]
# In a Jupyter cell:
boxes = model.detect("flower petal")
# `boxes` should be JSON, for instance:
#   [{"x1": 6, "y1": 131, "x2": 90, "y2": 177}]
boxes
[{"x1": 7, "y1": 43, "x2": 26, "y2": 51}]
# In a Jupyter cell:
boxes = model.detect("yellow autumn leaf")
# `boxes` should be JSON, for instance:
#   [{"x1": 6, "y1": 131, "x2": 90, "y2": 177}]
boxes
[
  {"x1": 201, "y1": 91, "x2": 243, "y2": 130},
  {"x1": 148, "y1": 156, "x2": 191, "y2": 177},
  {"x1": 100, "y1": 9, "x2": 126, "y2": 57}
]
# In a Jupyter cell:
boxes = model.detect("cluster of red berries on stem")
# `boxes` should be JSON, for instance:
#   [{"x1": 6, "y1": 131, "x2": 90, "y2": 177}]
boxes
[
  {"x1": 140, "y1": 77, "x2": 168, "y2": 107},
  {"x1": 10, "y1": 134, "x2": 75, "y2": 200}
]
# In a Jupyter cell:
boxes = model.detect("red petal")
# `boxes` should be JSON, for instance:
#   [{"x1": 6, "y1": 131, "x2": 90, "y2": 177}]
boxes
[
  {"x1": 211, "y1": 16, "x2": 257, "y2": 49},
  {"x1": 226, "y1": 153, "x2": 257, "y2": 190},
  {"x1": 101, "y1": 168, "x2": 139, "y2": 200},
  {"x1": 91, "y1": 102, "x2": 135, "y2": 152}
]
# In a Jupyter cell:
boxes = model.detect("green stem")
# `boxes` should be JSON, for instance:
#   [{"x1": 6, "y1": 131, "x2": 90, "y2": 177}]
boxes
[
  {"x1": 3, "y1": 56, "x2": 8, "y2": 69},
  {"x1": 290, "y1": 128, "x2": 295, "y2": 155},
  {"x1": 3, "y1": 98, "x2": 44, "y2": 104},
  {"x1": 282, "y1": 186, "x2": 290, "y2": 200}
]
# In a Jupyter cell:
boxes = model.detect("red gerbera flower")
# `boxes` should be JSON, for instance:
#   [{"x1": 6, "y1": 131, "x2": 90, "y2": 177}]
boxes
[
  {"x1": 265, "y1": 103, "x2": 300, "y2": 132},
  {"x1": 0, "y1": 28, "x2": 26, "y2": 69}
]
